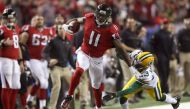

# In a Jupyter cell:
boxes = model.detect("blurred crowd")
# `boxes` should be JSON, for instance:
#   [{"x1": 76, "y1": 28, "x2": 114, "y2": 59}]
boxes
[
  {"x1": 0, "y1": 0, "x2": 190, "y2": 109},
  {"x1": 0, "y1": 0, "x2": 189, "y2": 26}
]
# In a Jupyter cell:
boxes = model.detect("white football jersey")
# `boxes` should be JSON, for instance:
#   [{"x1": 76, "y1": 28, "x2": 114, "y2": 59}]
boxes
[{"x1": 136, "y1": 66, "x2": 159, "y2": 88}]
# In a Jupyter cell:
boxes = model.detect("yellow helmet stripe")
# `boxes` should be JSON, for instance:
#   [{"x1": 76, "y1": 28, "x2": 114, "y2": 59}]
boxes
[
  {"x1": 139, "y1": 54, "x2": 153, "y2": 62},
  {"x1": 138, "y1": 52, "x2": 153, "y2": 62}
]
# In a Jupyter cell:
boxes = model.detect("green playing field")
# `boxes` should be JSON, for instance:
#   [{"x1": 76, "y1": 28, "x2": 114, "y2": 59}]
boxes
[{"x1": 74, "y1": 94, "x2": 190, "y2": 109}]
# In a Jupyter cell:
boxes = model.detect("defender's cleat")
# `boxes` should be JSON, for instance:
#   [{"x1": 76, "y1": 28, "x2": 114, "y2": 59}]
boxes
[
  {"x1": 103, "y1": 92, "x2": 116, "y2": 102},
  {"x1": 61, "y1": 95, "x2": 73, "y2": 108},
  {"x1": 172, "y1": 96, "x2": 181, "y2": 109}
]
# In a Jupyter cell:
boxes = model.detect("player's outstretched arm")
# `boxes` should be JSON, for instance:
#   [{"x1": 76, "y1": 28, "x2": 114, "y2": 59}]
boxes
[
  {"x1": 63, "y1": 17, "x2": 85, "y2": 35},
  {"x1": 121, "y1": 43, "x2": 135, "y2": 52},
  {"x1": 116, "y1": 81, "x2": 143, "y2": 97},
  {"x1": 103, "y1": 80, "x2": 143, "y2": 102},
  {"x1": 113, "y1": 39, "x2": 139, "y2": 75},
  {"x1": 113, "y1": 39, "x2": 131, "y2": 66}
]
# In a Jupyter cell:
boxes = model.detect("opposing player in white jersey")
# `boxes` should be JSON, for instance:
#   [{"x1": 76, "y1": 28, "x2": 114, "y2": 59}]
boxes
[{"x1": 103, "y1": 50, "x2": 181, "y2": 109}]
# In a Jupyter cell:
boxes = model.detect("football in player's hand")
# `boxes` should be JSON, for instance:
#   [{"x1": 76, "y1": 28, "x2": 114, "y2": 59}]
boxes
[{"x1": 68, "y1": 21, "x2": 80, "y2": 33}]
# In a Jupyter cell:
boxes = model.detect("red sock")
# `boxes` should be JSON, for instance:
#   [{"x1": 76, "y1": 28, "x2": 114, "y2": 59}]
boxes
[
  {"x1": 93, "y1": 84, "x2": 104, "y2": 108},
  {"x1": 99, "y1": 83, "x2": 104, "y2": 92},
  {"x1": 31, "y1": 84, "x2": 40, "y2": 96},
  {"x1": 20, "y1": 92, "x2": 28, "y2": 108},
  {"x1": 68, "y1": 67, "x2": 84, "y2": 95},
  {"x1": 38, "y1": 89, "x2": 47, "y2": 100},
  {"x1": 10, "y1": 89, "x2": 19, "y2": 109},
  {"x1": 35, "y1": 106, "x2": 39, "y2": 109},
  {"x1": 1, "y1": 88, "x2": 12, "y2": 109}
]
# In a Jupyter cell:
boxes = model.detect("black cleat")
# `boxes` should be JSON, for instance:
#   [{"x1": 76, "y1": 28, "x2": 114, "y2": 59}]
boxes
[
  {"x1": 27, "y1": 101, "x2": 33, "y2": 109},
  {"x1": 61, "y1": 95, "x2": 73, "y2": 109},
  {"x1": 172, "y1": 96, "x2": 181, "y2": 109},
  {"x1": 103, "y1": 92, "x2": 116, "y2": 102}
]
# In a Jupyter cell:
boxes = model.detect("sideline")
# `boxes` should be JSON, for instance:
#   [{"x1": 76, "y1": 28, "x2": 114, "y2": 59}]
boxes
[
  {"x1": 137, "y1": 102, "x2": 190, "y2": 109},
  {"x1": 102, "y1": 102, "x2": 190, "y2": 109}
]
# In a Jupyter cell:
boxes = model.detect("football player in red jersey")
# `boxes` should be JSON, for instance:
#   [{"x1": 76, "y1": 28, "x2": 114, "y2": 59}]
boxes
[
  {"x1": 61, "y1": 4, "x2": 132, "y2": 109},
  {"x1": 0, "y1": 8, "x2": 24, "y2": 109},
  {"x1": 20, "y1": 15, "x2": 53, "y2": 109}
]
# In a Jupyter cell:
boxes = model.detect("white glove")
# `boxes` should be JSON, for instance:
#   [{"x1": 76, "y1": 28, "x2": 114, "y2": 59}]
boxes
[{"x1": 62, "y1": 24, "x2": 74, "y2": 35}]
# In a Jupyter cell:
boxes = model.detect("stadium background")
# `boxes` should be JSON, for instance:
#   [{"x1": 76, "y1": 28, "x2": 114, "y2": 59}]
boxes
[{"x1": 0, "y1": 0, "x2": 190, "y2": 109}]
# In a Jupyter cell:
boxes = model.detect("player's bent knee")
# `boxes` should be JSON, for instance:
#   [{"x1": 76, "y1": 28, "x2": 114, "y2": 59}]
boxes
[
  {"x1": 39, "y1": 78, "x2": 48, "y2": 89},
  {"x1": 91, "y1": 82, "x2": 101, "y2": 89},
  {"x1": 119, "y1": 97, "x2": 128, "y2": 104}
]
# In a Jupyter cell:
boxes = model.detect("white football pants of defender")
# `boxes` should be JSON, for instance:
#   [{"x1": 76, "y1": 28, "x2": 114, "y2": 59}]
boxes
[
  {"x1": 29, "y1": 59, "x2": 49, "y2": 89},
  {"x1": 76, "y1": 49, "x2": 103, "y2": 89},
  {"x1": 0, "y1": 57, "x2": 21, "y2": 89}
]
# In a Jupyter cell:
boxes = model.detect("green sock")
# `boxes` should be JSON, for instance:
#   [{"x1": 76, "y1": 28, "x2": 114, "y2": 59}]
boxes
[{"x1": 116, "y1": 81, "x2": 143, "y2": 97}]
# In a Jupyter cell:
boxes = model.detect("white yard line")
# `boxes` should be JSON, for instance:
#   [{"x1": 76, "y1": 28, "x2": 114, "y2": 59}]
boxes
[
  {"x1": 102, "y1": 102, "x2": 190, "y2": 109},
  {"x1": 137, "y1": 102, "x2": 190, "y2": 109}
]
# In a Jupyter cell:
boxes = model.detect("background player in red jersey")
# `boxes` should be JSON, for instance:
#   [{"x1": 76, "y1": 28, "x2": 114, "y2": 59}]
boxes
[
  {"x1": 61, "y1": 4, "x2": 132, "y2": 109},
  {"x1": 0, "y1": 8, "x2": 24, "y2": 109},
  {"x1": 20, "y1": 15, "x2": 53, "y2": 109}
]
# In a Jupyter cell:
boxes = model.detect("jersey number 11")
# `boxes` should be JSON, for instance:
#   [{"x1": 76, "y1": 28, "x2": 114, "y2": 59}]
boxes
[{"x1": 88, "y1": 31, "x2": 100, "y2": 47}]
